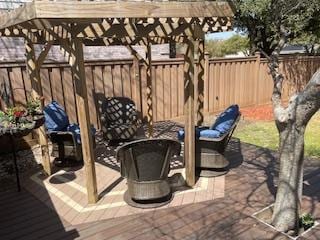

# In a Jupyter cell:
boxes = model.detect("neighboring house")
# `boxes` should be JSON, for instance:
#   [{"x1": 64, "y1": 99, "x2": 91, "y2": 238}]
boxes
[
  {"x1": 0, "y1": 1, "x2": 171, "y2": 62},
  {"x1": 224, "y1": 51, "x2": 248, "y2": 58},
  {"x1": 280, "y1": 45, "x2": 306, "y2": 55},
  {"x1": 0, "y1": 0, "x2": 31, "y2": 11},
  {"x1": 224, "y1": 45, "x2": 307, "y2": 58},
  {"x1": 0, "y1": 38, "x2": 171, "y2": 62}
]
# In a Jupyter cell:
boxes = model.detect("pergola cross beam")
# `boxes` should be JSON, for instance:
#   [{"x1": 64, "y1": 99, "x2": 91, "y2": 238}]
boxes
[{"x1": 0, "y1": 17, "x2": 232, "y2": 40}]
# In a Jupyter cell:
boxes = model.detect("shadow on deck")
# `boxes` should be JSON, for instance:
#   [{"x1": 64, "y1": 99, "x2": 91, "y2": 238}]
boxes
[{"x1": 0, "y1": 121, "x2": 320, "y2": 239}]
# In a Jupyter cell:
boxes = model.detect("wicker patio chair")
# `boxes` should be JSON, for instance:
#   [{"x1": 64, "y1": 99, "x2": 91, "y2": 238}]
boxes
[
  {"x1": 178, "y1": 104, "x2": 241, "y2": 177},
  {"x1": 44, "y1": 101, "x2": 96, "y2": 166},
  {"x1": 116, "y1": 138, "x2": 181, "y2": 208},
  {"x1": 99, "y1": 97, "x2": 141, "y2": 141},
  {"x1": 196, "y1": 116, "x2": 241, "y2": 177},
  {"x1": 196, "y1": 105, "x2": 241, "y2": 177}
]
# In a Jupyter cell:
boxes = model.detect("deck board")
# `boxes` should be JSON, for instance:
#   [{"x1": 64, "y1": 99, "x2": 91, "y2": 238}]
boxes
[{"x1": 1, "y1": 122, "x2": 320, "y2": 239}]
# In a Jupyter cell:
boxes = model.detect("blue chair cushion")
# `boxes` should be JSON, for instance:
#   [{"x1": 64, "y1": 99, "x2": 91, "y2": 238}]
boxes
[
  {"x1": 177, "y1": 127, "x2": 208, "y2": 141},
  {"x1": 177, "y1": 130, "x2": 185, "y2": 141},
  {"x1": 44, "y1": 101, "x2": 69, "y2": 131},
  {"x1": 67, "y1": 123, "x2": 96, "y2": 144},
  {"x1": 211, "y1": 105, "x2": 239, "y2": 134},
  {"x1": 199, "y1": 129, "x2": 221, "y2": 138}
]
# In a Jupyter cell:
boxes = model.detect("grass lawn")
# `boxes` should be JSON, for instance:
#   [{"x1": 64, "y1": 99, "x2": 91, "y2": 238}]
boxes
[{"x1": 234, "y1": 112, "x2": 320, "y2": 158}]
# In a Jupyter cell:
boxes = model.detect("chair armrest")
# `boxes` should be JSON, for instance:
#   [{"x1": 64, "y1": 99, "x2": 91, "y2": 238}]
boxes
[{"x1": 48, "y1": 131, "x2": 74, "y2": 136}]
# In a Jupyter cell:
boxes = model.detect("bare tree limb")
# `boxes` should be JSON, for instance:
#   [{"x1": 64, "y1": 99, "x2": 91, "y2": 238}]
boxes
[
  {"x1": 296, "y1": 69, "x2": 320, "y2": 125},
  {"x1": 268, "y1": 25, "x2": 291, "y2": 122}
]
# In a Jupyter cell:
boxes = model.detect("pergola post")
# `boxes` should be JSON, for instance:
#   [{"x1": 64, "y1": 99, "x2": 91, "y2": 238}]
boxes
[
  {"x1": 184, "y1": 38, "x2": 196, "y2": 187},
  {"x1": 146, "y1": 40, "x2": 153, "y2": 138},
  {"x1": 132, "y1": 56, "x2": 142, "y2": 112},
  {"x1": 126, "y1": 40, "x2": 153, "y2": 137},
  {"x1": 68, "y1": 38, "x2": 98, "y2": 204},
  {"x1": 197, "y1": 39, "x2": 205, "y2": 126},
  {"x1": 25, "y1": 38, "x2": 51, "y2": 176}
]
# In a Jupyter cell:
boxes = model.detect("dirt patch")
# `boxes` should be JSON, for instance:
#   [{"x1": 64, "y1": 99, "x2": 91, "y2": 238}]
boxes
[
  {"x1": 253, "y1": 205, "x2": 319, "y2": 239},
  {"x1": 241, "y1": 104, "x2": 274, "y2": 121}
]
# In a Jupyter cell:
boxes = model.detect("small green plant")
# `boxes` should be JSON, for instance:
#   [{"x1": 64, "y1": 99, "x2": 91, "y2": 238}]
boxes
[
  {"x1": 26, "y1": 97, "x2": 43, "y2": 115},
  {"x1": 0, "y1": 110, "x2": 5, "y2": 119},
  {"x1": 6, "y1": 106, "x2": 26, "y2": 123},
  {"x1": 300, "y1": 213, "x2": 315, "y2": 230}
]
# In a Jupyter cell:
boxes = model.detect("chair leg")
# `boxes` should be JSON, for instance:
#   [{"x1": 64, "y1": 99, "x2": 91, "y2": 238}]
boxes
[{"x1": 53, "y1": 142, "x2": 66, "y2": 167}]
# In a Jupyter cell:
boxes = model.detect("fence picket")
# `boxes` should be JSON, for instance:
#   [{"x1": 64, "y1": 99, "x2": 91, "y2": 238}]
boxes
[{"x1": 1, "y1": 56, "x2": 320, "y2": 149}]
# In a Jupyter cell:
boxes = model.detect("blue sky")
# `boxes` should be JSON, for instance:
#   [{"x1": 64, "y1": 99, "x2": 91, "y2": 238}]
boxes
[{"x1": 206, "y1": 30, "x2": 246, "y2": 40}]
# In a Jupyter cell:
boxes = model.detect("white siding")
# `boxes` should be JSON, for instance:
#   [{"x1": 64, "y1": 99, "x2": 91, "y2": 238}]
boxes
[{"x1": 0, "y1": 0, "x2": 31, "y2": 10}]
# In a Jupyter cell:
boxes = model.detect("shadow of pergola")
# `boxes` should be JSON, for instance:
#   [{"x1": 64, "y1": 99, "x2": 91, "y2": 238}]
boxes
[
  {"x1": 0, "y1": 137, "x2": 80, "y2": 239},
  {"x1": 1, "y1": 123, "x2": 320, "y2": 239},
  {"x1": 94, "y1": 120, "x2": 185, "y2": 173}
]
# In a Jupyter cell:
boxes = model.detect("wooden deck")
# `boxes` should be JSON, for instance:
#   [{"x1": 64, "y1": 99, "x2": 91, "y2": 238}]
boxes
[{"x1": 1, "y1": 122, "x2": 320, "y2": 239}]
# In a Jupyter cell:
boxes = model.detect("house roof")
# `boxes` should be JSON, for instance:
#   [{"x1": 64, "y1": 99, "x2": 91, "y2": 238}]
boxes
[
  {"x1": 0, "y1": 0, "x2": 31, "y2": 11},
  {"x1": 0, "y1": 37, "x2": 170, "y2": 61}
]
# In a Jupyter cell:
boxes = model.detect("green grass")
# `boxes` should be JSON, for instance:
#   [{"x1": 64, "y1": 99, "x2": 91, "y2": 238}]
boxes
[{"x1": 234, "y1": 112, "x2": 320, "y2": 158}]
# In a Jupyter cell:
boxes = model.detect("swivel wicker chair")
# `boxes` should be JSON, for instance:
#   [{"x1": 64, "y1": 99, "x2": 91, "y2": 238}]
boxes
[
  {"x1": 178, "y1": 104, "x2": 241, "y2": 177},
  {"x1": 116, "y1": 138, "x2": 181, "y2": 208},
  {"x1": 99, "y1": 97, "x2": 141, "y2": 141},
  {"x1": 196, "y1": 112, "x2": 241, "y2": 177}
]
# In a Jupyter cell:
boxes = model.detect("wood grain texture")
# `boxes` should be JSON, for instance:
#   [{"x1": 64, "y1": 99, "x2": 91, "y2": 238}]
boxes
[
  {"x1": 25, "y1": 38, "x2": 51, "y2": 176},
  {"x1": 0, "y1": 1, "x2": 35, "y2": 29},
  {"x1": 184, "y1": 38, "x2": 196, "y2": 187},
  {"x1": 35, "y1": 1, "x2": 233, "y2": 18},
  {"x1": 196, "y1": 40, "x2": 205, "y2": 125},
  {"x1": 0, "y1": 55, "x2": 320, "y2": 152},
  {"x1": 68, "y1": 38, "x2": 98, "y2": 204},
  {"x1": 146, "y1": 41, "x2": 153, "y2": 137}
]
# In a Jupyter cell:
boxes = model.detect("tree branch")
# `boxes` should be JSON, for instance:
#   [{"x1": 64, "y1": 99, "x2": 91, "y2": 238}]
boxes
[
  {"x1": 283, "y1": 1, "x2": 302, "y2": 16},
  {"x1": 267, "y1": 25, "x2": 291, "y2": 122},
  {"x1": 296, "y1": 69, "x2": 320, "y2": 126}
]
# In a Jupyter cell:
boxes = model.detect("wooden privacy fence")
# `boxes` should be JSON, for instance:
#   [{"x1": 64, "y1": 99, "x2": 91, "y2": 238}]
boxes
[{"x1": 1, "y1": 55, "x2": 320, "y2": 148}]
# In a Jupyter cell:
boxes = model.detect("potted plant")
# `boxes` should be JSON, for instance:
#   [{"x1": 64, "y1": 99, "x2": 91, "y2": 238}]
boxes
[
  {"x1": 0, "y1": 106, "x2": 35, "y2": 137},
  {"x1": 0, "y1": 110, "x2": 6, "y2": 135},
  {"x1": 26, "y1": 96, "x2": 45, "y2": 129}
]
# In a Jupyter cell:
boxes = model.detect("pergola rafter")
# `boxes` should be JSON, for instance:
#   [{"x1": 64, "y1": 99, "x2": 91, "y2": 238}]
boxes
[
  {"x1": 0, "y1": 0, "x2": 234, "y2": 204},
  {"x1": 0, "y1": 17, "x2": 232, "y2": 42}
]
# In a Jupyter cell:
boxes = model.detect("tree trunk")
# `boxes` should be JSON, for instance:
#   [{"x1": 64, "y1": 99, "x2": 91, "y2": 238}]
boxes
[{"x1": 272, "y1": 122, "x2": 305, "y2": 233}]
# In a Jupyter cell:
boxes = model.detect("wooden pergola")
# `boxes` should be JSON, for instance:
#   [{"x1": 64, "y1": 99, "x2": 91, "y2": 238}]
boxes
[{"x1": 0, "y1": 0, "x2": 234, "y2": 203}]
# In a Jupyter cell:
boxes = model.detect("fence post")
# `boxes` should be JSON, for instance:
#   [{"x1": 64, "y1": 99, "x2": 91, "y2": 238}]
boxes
[{"x1": 254, "y1": 52, "x2": 261, "y2": 104}]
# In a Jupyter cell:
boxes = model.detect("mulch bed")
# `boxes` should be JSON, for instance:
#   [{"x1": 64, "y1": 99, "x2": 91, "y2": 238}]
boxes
[{"x1": 241, "y1": 104, "x2": 274, "y2": 121}]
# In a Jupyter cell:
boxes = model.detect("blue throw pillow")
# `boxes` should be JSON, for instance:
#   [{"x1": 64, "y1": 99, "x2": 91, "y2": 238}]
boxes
[
  {"x1": 44, "y1": 101, "x2": 69, "y2": 131},
  {"x1": 67, "y1": 123, "x2": 96, "y2": 144},
  {"x1": 211, "y1": 105, "x2": 239, "y2": 134},
  {"x1": 200, "y1": 129, "x2": 221, "y2": 138}
]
